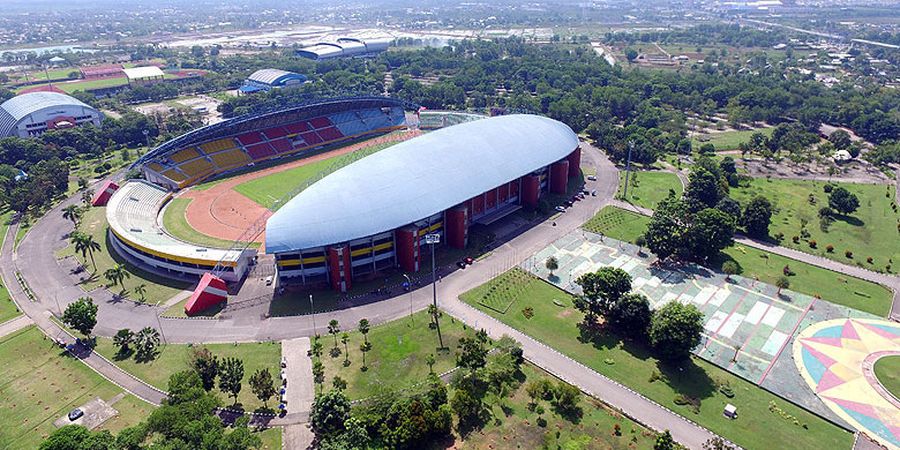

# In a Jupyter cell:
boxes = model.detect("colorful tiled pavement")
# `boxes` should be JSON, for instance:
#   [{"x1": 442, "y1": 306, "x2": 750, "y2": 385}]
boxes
[
  {"x1": 523, "y1": 229, "x2": 892, "y2": 428},
  {"x1": 794, "y1": 319, "x2": 900, "y2": 450}
]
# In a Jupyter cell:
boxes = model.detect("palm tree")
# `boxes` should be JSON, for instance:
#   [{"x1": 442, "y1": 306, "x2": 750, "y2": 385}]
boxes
[
  {"x1": 359, "y1": 341, "x2": 371, "y2": 371},
  {"x1": 62, "y1": 204, "x2": 82, "y2": 227},
  {"x1": 134, "y1": 283, "x2": 147, "y2": 302},
  {"x1": 341, "y1": 333, "x2": 350, "y2": 366},
  {"x1": 71, "y1": 232, "x2": 101, "y2": 272},
  {"x1": 104, "y1": 264, "x2": 130, "y2": 291},
  {"x1": 357, "y1": 318, "x2": 370, "y2": 344},
  {"x1": 81, "y1": 189, "x2": 94, "y2": 206},
  {"x1": 328, "y1": 319, "x2": 340, "y2": 349},
  {"x1": 545, "y1": 256, "x2": 559, "y2": 277},
  {"x1": 425, "y1": 353, "x2": 436, "y2": 374},
  {"x1": 310, "y1": 337, "x2": 323, "y2": 359},
  {"x1": 427, "y1": 304, "x2": 444, "y2": 349}
]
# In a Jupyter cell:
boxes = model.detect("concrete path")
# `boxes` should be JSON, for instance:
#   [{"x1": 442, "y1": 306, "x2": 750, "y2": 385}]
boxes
[
  {"x1": 283, "y1": 424, "x2": 314, "y2": 450},
  {"x1": 0, "y1": 314, "x2": 33, "y2": 339},
  {"x1": 281, "y1": 338, "x2": 314, "y2": 417}
]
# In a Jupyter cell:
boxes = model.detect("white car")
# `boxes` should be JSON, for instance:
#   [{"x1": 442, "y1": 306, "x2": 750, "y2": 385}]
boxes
[
  {"x1": 587, "y1": 175, "x2": 597, "y2": 181},
  {"x1": 265, "y1": 276, "x2": 273, "y2": 286},
  {"x1": 555, "y1": 206, "x2": 566, "y2": 212}
]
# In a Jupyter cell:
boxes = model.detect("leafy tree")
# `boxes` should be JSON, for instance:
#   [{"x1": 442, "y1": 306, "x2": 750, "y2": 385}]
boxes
[
  {"x1": 113, "y1": 328, "x2": 134, "y2": 355},
  {"x1": 649, "y1": 302, "x2": 704, "y2": 360},
  {"x1": 683, "y1": 208, "x2": 735, "y2": 261},
  {"x1": 357, "y1": 318, "x2": 370, "y2": 344},
  {"x1": 62, "y1": 204, "x2": 83, "y2": 227},
  {"x1": 80, "y1": 189, "x2": 94, "y2": 206},
  {"x1": 545, "y1": 256, "x2": 559, "y2": 276},
  {"x1": 313, "y1": 360, "x2": 326, "y2": 388},
  {"x1": 644, "y1": 194, "x2": 690, "y2": 260},
  {"x1": 249, "y1": 368, "x2": 277, "y2": 408},
  {"x1": 457, "y1": 335, "x2": 489, "y2": 372},
  {"x1": 190, "y1": 347, "x2": 219, "y2": 391},
  {"x1": 684, "y1": 167, "x2": 726, "y2": 211},
  {"x1": 341, "y1": 333, "x2": 350, "y2": 366},
  {"x1": 62, "y1": 297, "x2": 97, "y2": 338},
  {"x1": 655, "y1": 430, "x2": 676, "y2": 450},
  {"x1": 332, "y1": 376, "x2": 347, "y2": 391},
  {"x1": 311, "y1": 337, "x2": 323, "y2": 359},
  {"x1": 134, "y1": 327, "x2": 160, "y2": 362},
  {"x1": 741, "y1": 195, "x2": 773, "y2": 238},
  {"x1": 607, "y1": 293, "x2": 652, "y2": 338},
  {"x1": 575, "y1": 266, "x2": 632, "y2": 318},
  {"x1": 425, "y1": 353, "x2": 436, "y2": 374},
  {"x1": 625, "y1": 48, "x2": 638, "y2": 62},
  {"x1": 40, "y1": 425, "x2": 115, "y2": 450},
  {"x1": 219, "y1": 357, "x2": 245, "y2": 405},
  {"x1": 722, "y1": 260, "x2": 739, "y2": 280},
  {"x1": 828, "y1": 186, "x2": 859, "y2": 215},
  {"x1": 310, "y1": 389, "x2": 352, "y2": 437},
  {"x1": 551, "y1": 381, "x2": 582, "y2": 417},
  {"x1": 829, "y1": 129, "x2": 852, "y2": 150}
]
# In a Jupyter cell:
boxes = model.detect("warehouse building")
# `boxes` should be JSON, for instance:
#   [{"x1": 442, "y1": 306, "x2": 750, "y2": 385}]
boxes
[
  {"x1": 239, "y1": 68, "x2": 307, "y2": 94},
  {"x1": 296, "y1": 37, "x2": 391, "y2": 60}
]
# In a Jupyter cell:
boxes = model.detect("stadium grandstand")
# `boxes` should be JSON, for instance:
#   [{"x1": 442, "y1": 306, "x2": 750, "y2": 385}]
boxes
[
  {"x1": 296, "y1": 37, "x2": 391, "y2": 60},
  {"x1": 123, "y1": 66, "x2": 165, "y2": 85},
  {"x1": 266, "y1": 114, "x2": 582, "y2": 292},
  {"x1": 106, "y1": 180, "x2": 256, "y2": 282},
  {"x1": 134, "y1": 96, "x2": 412, "y2": 189},
  {"x1": 239, "y1": 69, "x2": 307, "y2": 94},
  {"x1": 80, "y1": 64, "x2": 124, "y2": 79},
  {"x1": 0, "y1": 92, "x2": 103, "y2": 138}
]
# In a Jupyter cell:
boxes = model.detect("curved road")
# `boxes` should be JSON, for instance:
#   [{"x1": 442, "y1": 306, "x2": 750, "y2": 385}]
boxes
[{"x1": 4, "y1": 144, "x2": 727, "y2": 448}]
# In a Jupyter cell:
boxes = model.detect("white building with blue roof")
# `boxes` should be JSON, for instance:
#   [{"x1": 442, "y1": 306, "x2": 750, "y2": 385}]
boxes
[
  {"x1": 239, "y1": 69, "x2": 307, "y2": 94},
  {"x1": 0, "y1": 92, "x2": 103, "y2": 138}
]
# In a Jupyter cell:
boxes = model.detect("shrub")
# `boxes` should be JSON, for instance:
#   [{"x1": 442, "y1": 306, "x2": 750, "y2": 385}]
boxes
[
  {"x1": 823, "y1": 184, "x2": 833, "y2": 193},
  {"x1": 774, "y1": 232, "x2": 784, "y2": 241},
  {"x1": 522, "y1": 307, "x2": 534, "y2": 320},
  {"x1": 808, "y1": 240, "x2": 816, "y2": 249},
  {"x1": 614, "y1": 423, "x2": 622, "y2": 436},
  {"x1": 792, "y1": 235, "x2": 800, "y2": 244},
  {"x1": 536, "y1": 417, "x2": 547, "y2": 427},
  {"x1": 867, "y1": 256, "x2": 874, "y2": 264},
  {"x1": 782, "y1": 265, "x2": 793, "y2": 276},
  {"x1": 845, "y1": 250, "x2": 853, "y2": 259},
  {"x1": 826, "y1": 244, "x2": 834, "y2": 253}
]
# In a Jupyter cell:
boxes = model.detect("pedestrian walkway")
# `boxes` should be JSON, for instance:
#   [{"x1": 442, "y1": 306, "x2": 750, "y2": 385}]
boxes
[
  {"x1": 281, "y1": 338, "x2": 314, "y2": 417},
  {"x1": 0, "y1": 314, "x2": 32, "y2": 339}
]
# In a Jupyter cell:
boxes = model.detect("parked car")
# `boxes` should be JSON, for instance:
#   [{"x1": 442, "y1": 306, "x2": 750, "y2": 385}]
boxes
[
  {"x1": 265, "y1": 276, "x2": 273, "y2": 286},
  {"x1": 68, "y1": 408, "x2": 84, "y2": 421},
  {"x1": 587, "y1": 175, "x2": 597, "y2": 181},
  {"x1": 591, "y1": 190, "x2": 597, "y2": 196},
  {"x1": 456, "y1": 261, "x2": 467, "y2": 269},
  {"x1": 464, "y1": 256, "x2": 474, "y2": 265},
  {"x1": 555, "y1": 206, "x2": 566, "y2": 212}
]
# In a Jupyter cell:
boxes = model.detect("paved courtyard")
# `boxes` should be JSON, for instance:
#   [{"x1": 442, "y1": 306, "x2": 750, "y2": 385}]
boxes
[{"x1": 523, "y1": 229, "x2": 884, "y2": 429}]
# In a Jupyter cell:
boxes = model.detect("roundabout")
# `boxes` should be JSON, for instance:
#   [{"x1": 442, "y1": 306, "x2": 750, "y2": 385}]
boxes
[{"x1": 794, "y1": 318, "x2": 900, "y2": 449}]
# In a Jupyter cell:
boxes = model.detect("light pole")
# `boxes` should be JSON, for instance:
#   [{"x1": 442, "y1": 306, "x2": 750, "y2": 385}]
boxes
[
  {"x1": 309, "y1": 294, "x2": 317, "y2": 336},
  {"x1": 402, "y1": 273, "x2": 412, "y2": 320},
  {"x1": 622, "y1": 141, "x2": 634, "y2": 200},
  {"x1": 425, "y1": 233, "x2": 444, "y2": 350}
]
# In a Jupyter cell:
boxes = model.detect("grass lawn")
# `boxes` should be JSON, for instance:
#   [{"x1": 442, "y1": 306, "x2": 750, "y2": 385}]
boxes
[
  {"x1": 731, "y1": 178, "x2": 900, "y2": 274},
  {"x1": 692, "y1": 127, "x2": 774, "y2": 151},
  {"x1": 874, "y1": 355, "x2": 900, "y2": 399},
  {"x1": 234, "y1": 141, "x2": 397, "y2": 209},
  {"x1": 0, "y1": 326, "x2": 149, "y2": 449},
  {"x1": 585, "y1": 206, "x2": 893, "y2": 316},
  {"x1": 93, "y1": 338, "x2": 281, "y2": 412},
  {"x1": 61, "y1": 206, "x2": 190, "y2": 304},
  {"x1": 617, "y1": 170, "x2": 683, "y2": 210},
  {"x1": 256, "y1": 427, "x2": 282, "y2": 450},
  {"x1": 318, "y1": 310, "x2": 475, "y2": 400},
  {"x1": 462, "y1": 362, "x2": 659, "y2": 450},
  {"x1": 160, "y1": 198, "x2": 256, "y2": 249},
  {"x1": 460, "y1": 273, "x2": 854, "y2": 450},
  {"x1": 16, "y1": 77, "x2": 129, "y2": 94}
]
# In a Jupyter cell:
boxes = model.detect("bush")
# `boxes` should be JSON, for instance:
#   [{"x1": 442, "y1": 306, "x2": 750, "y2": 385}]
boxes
[
  {"x1": 792, "y1": 236, "x2": 800, "y2": 244},
  {"x1": 867, "y1": 256, "x2": 874, "y2": 264},
  {"x1": 823, "y1": 184, "x2": 833, "y2": 193},
  {"x1": 826, "y1": 244, "x2": 834, "y2": 253},
  {"x1": 808, "y1": 240, "x2": 816, "y2": 249},
  {"x1": 845, "y1": 250, "x2": 853, "y2": 259}
]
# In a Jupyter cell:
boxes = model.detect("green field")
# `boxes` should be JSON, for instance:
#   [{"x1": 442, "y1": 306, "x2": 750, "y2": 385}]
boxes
[
  {"x1": 692, "y1": 127, "x2": 774, "y2": 151},
  {"x1": 464, "y1": 363, "x2": 658, "y2": 450},
  {"x1": 15, "y1": 77, "x2": 129, "y2": 94},
  {"x1": 161, "y1": 198, "x2": 252, "y2": 249},
  {"x1": 58, "y1": 206, "x2": 190, "y2": 305},
  {"x1": 93, "y1": 338, "x2": 281, "y2": 411},
  {"x1": 0, "y1": 210, "x2": 21, "y2": 323},
  {"x1": 0, "y1": 326, "x2": 149, "y2": 449},
  {"x1": 460, "y1": 273, "x2": 854, "y2": 450},
  {"x1": 617, "y1": 170, "x2": 683, "y2": 210},
  {"x1": 318, "y1": 310, "x2": 475, "y2": 400},
  {"x1": 584, "y1": 206, "x2": 893, "y2": 316},
  {"x1": 234, "y1": 141, "x2": 397, "y2": 209},
  {"x1": 874, "y1": 355, "x2": 900, "y2": 399},
  {"x1": 731, "y1": 178, "x2": 900, "y2": 274}
]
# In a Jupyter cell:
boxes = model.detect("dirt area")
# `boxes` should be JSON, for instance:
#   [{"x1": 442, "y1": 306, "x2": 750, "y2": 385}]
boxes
[
  {"x1": 132, "y1": 102, "x2": 173, "y2": 116},
  {"x1": 174, "y1": 95, "x2": 223, "y2": 124},
  {"x1": 735, "y1": 156, "x2": 891, "y2": 184}
]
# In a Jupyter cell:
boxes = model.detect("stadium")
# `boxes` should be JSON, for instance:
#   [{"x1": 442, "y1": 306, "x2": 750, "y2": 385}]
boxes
[
  {"x1": 296, "y1": 37, "x2": 391, "y2": 60},
  {"x1": 106, "y1": 96, "x2": 580, "y2": 312},
  {"x1": 0, "y1": 92, "x2": 104, "y2": 138}
]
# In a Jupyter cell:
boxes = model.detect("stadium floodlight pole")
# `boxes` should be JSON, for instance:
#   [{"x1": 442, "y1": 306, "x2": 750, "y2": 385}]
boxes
[
  {"x1": 425, "y1": 232, "x2": 444, "y2": 350},
  {"x1": 622, "y1": 141, "x2": 634, "y2": 200}
]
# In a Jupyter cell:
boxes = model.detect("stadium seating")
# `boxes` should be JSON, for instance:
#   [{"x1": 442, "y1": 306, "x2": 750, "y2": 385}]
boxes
[
  {"x1": 170, "y1": 147, "x2": 202, "y2": 163},
  {"x1": 200, "y1": 138, "x2": 237, "y2": 154},
  {"x1": 263, "y1": 127, "x2": 288, "y2": 139},
  {"x1": 299, "y1": 131, "x2": 323, "y2": 145},
  {"x1": 209, "y1": 148, "x2": 252, "y2": 170},
  {"x1": 270, "y1": 139, "x2": 293, "y2": 153},
  {"x1": 147, "y1": 162, "x2": 166, "y2": 173},
  {"x1": 162, "y1": 168, "x2": 188, "y2": 183},
  {"x1": 317, "y1": 126, "x2": 344, "y2": 142},
  {"x1": 246, "y1": 142, "x2": 276, "y2": 159},
  {"x1": 309, "y1": 117, "x2": 332, "y2": 129},
  {"x1": 284, "y1": 122, "x2": 309, "y2": 134},
  {"x1": 178, "y1": 158, "x2": 215, "y2": 179},
  {"x1": 237, "y1": 132, "x2": 264, "y2": 146}
]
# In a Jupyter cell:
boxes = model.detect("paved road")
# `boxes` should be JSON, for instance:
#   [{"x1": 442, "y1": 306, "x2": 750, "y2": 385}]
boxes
[{"x1": 3, "y1": 145, "x2": 724, "y2": 448}]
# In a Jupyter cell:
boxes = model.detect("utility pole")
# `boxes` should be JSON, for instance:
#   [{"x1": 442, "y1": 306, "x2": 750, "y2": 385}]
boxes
[
  {"x1": 425, "y1": 233, "x2": 444, "y2": 350},
  {"x1": 309, "y1": 294, "x2": 317, "y2": 336},
  {"x1": 622, "y1": 141, "x2": 634, "y2": 200}
]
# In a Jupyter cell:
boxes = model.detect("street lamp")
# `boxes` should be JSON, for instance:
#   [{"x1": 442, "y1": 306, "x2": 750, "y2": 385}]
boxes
[
  {"x1": 424, "y1": 233, "x2": 445, "y2": 350},
  {"x1": 402, "y1": 273, "x2": 412, "y2": 320},
  {"x1": 309, "y1": 294, "x2": 316, "y2": 336}
]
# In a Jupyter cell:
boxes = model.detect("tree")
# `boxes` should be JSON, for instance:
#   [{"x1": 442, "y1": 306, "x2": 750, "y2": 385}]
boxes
[
  {"x1": 132, "y1": 283, "x2": 147, "y2": 302},
  {"x1": 545, "y1": 256, "x2": 559, "y2": 277},
  {"x1": 104, "y1": 264, "x2": 130, "y2": 292},
  {"x1": 649, "y1": 302, "x2": 704, "y2": 360},
  {"x1": 741, "y1": 195, "x2": 773, "y2": 238},
  {"x1": 113, "y1": 328, "x2": 134, "y2": 355},
  {"x1": 704, "y1": 436, "x2": 738, "y2": 450},
  {"x1": 607, "y1": 293, "x2": 652, "y2": 338},
  {"x1": 776, "y1": 276, "x2": 790, "y2": 295},
  {"x1": 219, "y1": 357, "x2": 245, "y2": 405},
  {"x1": 190, "y1": 347, "x2": 219, "y2": 391},
  {"x1": 41, "y1": 425, "x2": 115, "y2": 450},
  {"x1": 625, "y1": 48, "x2": 638, "y2": 62},
  {"x1": 357, "y1": 318, "x2": 370, "y2": 344},
  {"x1": 332, "y1": 376, "x2": 347, "y2": 391},
  {"x1": 62, "y1": 204, "x2": 82, "y2": 227},
  {"x1": 457, "y1": 335, "x2": 488, "y2": 372},
  {"x1": 428, "y1": 304, "x2": 445, "y2": 349},
  {"x1": 80, "y1": 189, "x2": 94, "y2": 206},
  {"x1": 359, "y1": 341, "x2": 371, "y2": 371},
  {"x1": 683, "y1": 208, "x2": 735, "y2": 261},
  {"x1": 328, "y1": 319, "x2": 340, "y2": 351},
  {"x1": 71, "y1": 231, "x2": 101, "y2": 272},
  {"x1": 310, "y1": 389, "x2": 351, "y2": 437},
  {"x1": 425, "y1": 353, "x2": 436, "y2": 374},
  {"x1": 134, "y1": 327, "x2": 160, "y2": 362},
  {"x1": 341, "y1": 333, "x2": 350, "y2": 366},
  {"x1": 313, "y1": 360, "x2": 325, "y2": 390},
  {"x1": 551, "y1": 381, "x2": 582, "y2": 417},
  {"x1": 575, "y1": 266, "x2": 632, "y2": 318},
  {"x1": 311, "y1": 337, "x2": 323, "y2": 359},
  {"x1": 655, "y1": 430, "x2": 676, "y2": 450},
  {"x1": 829, "y1": 129, "x2": 852, "y2": 150},
  {"x1": 62, "y1": 297, "x2": 97, "y2": 338},
  {"x1": 828, "y1": 186, "x2": 859, "y2": 214},
  {"x1": 644, "y1": 194, "x2": 690, "y2": 260},
  {"x1": 722, "y1": 260, "x2": 739, "y2": 280},
  {"x1": 684, "y1": 167, "x2": 725, "y2": 210},
  {"x1": 249, "y1": 368, "x2": 277, "y2": 408}
]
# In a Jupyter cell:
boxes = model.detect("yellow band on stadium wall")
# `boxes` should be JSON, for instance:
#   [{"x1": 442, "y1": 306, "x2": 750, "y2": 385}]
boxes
[
  {"x1": 110, "y1": 228, "x2": 235, "y2": 268},
  {"x1": 278, "y1": 241, "x2": 394, "y2": 267},
  {"x1": 418, "y1": 222, "x2": 442, "y2": 236}
]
